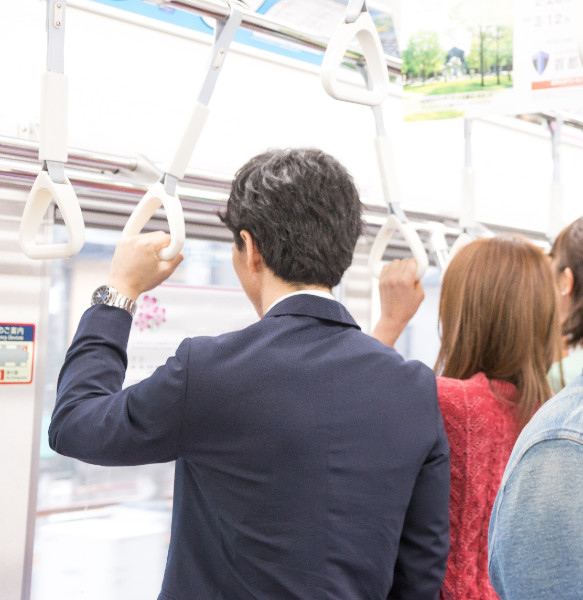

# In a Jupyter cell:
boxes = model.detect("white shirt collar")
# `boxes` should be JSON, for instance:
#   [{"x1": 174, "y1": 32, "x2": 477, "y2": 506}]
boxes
[{"x1": 265, "y1": 290, "x2": 336, "y2": 315}]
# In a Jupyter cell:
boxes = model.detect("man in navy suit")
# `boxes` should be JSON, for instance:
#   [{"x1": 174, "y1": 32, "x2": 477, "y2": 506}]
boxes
[{"x1": 50, "y1": 148, "x2": 449, "y2": 599}]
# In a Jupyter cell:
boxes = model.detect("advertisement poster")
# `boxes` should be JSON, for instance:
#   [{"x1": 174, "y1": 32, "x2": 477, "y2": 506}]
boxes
[
  {"x1": 513, "y1": 0, "x2": 583, "y2": 111},
  {"x1": 0, "y1": 323, "x2": 35, "y2": 384},
  {"x1": 124, "y1": 284, "x2": 258, "y2": 387},
  {"x1": 400, "y1": 0, "x2": 515, "y2": 120}
]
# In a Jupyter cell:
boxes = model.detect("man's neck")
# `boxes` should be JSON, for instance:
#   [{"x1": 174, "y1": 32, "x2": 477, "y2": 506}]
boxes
[{"x1": 259, "y1": 279, "x2": 332, "y2": 317}]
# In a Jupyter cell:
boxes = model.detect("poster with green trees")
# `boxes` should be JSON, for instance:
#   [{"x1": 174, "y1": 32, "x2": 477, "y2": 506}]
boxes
[{"x1": 400, "y1": 0, "x2": 514, "y2": 120}]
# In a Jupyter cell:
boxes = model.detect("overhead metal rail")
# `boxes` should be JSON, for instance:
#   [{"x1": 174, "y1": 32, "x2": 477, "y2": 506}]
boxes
[
  {"x1": 0, "y1": 135, "x2": 231, "y2": 192},
  {"x1": 140, "y1": 0, "x2": 402, "y2": 76},
  {"x1": 0, "y1": 136, "x2": 138, "y2": 174},
  {"x1": 517, "y1": 112, "x2": 583, "y2": 133},
  {"x1": 0, "y1": 136, "x2": 550, "y2": 260}
]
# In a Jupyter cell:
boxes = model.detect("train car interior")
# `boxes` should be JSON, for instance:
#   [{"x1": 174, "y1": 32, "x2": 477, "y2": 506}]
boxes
[{"x1": 2, "y1": 0, "x2": 583, "y2": 597}]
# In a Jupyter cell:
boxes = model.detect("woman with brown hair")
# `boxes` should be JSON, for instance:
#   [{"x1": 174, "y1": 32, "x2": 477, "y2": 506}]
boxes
[
  {"x1": 547, "y1": 216, "x2": 583, "y2": 393},
  {"x1": 372, "y1": 235, "x2": 561, "y2": 600}
]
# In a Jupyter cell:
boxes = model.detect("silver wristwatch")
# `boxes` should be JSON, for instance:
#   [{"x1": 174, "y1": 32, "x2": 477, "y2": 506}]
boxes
[{"x1": 91, "y1": 285, "x2": 137, "y2": 318}]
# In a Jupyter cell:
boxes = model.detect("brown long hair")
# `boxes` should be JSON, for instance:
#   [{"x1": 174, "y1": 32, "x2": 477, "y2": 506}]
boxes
[
  {"x1": 550, "y1": 216, "x2": 583, "y2": 347},
  {"x1": 435, "y1": 235, "x2": 560, "y2": 428}
]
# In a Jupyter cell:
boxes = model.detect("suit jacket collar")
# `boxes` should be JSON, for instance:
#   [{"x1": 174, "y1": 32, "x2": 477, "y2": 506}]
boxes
[{"x1": 263, "y1": 294, "x2": 361, "y2": 330}]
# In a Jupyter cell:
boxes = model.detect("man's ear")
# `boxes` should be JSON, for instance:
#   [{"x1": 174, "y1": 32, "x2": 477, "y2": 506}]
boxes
[
  {"x1": 561, "y1": 266, "x2": 575, "y2": 297},
  {"x1": 240, "y1": 230, "x2": 264, "y2": 273}
]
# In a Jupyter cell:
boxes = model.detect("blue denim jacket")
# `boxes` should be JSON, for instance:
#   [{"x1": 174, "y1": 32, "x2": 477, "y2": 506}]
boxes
[{"x1": 488, "y1": 373, "x2": 583, "y2": 599}]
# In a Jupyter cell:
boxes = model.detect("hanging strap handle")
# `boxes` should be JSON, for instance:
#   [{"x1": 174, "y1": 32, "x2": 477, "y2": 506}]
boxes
[
  {"x1": 322, "y1": 4, "x2": 427, "y2": 277},
  {"x1": 122, "y1": 181, "x2": 185, "y2": 261},
  {"x1": 368, "y1": 213, "x2": 428, "y2": 279},
  {"x1": 20, "y1": 0, "x2": 85, "y2": 260},
  {"x1": 369, "y1": 131, "x2": 429, "y2": 279},
  {"x1": 446, "y1": 164, "x2": 475, "y2": 262},
  {"x1": 167, "y1": 7, "x2": 242, "y2": 180},
  {"x1": 20, "y1": 171, "x2": 84, "y2": 259},
  {"x1": 321, "y1": 3, "x2": 390, "y2": 106},
  {"x1": 448, "y1": 119, "x2": 480, "y2": 263},
  {"x1": 122, "y1": 6, "x2": 243, "y2": 259},
  {"x1": 426, "y1": 223, "x2": 451, "y2": 272}
]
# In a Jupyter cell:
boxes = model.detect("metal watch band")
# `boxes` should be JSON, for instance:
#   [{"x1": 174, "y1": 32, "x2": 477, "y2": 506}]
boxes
[{"x1": 109, "y1": 291, "x2": 138, "y2": 318}]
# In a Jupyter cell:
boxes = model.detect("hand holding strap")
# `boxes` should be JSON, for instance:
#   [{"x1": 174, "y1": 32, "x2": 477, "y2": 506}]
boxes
[
  {"x1": 369, "y1": 214, "x2": 429, "y2": 280},
  {"x1": 122, "y1": 181, "x2": 185, "y2": 261}
]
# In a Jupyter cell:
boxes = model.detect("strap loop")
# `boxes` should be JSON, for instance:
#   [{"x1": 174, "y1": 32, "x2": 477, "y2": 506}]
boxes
[
  {"x1": 121, "y1": 182, "x2": 185, "y2": 261},
  {"x1": 321, "y1": 11, "x2": 390, "y2": 106},
  {"x1": 20, "y1": 0, "x2": 85, "y2": 260},
  {"x1": 368, "y1": 215, "x2": 429, "y2": 280},
  {"x1": 20, "y1": 171, "x2": 85, "y2": 260},
  {"x1": 123, "y1": 5, "x2": 242, "y2": 260},
  {"x1": 322, "y1": 4, "x2": 428, "y2": 278},
  {"x1": 448, "y1": 232, "x2": 473, "y2": 261}
]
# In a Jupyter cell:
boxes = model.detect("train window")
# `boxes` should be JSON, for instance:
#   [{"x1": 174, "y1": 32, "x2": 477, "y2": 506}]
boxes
[{"x1": 31, "y1": 225, "x2": 257, "y2": 599}]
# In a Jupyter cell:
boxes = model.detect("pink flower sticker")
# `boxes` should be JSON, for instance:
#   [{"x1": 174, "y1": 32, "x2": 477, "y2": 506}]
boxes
[{"x1": 134, "y1": 295, "x2": 167, "y2": 332}]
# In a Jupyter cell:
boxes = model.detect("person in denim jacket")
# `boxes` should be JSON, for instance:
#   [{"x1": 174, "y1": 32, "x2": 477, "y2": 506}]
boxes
[{"x1": 488, "y1": 373, "x2": 583, "y2": 599}]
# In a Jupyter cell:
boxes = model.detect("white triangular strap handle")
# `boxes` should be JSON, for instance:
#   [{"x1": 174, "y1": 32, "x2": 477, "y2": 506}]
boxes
[
  {"x1": 321, "y1": 11, "x2": 390, "y2": 106},
  {"x1": 369, "y1": 214, "x2": 429, "y2": 280},
  {"x1": 19, "y1": 170, "x2": 85, "y2": 259},
  {"x1": 122, "y1": 182, "x2": 185, "y2": 260},
  {"x1": 448, "y1": 232, "x2": 472, "y2": 262},
  {"x1": 427, "y1": 224, "x2": 450, "y2": 272}
]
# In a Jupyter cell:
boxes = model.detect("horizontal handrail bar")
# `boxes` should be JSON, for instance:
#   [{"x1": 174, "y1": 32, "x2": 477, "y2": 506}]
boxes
[
  {"x1": 0, "y1": 155, "x2": 549, "y2": 241},
  {"x1": 0, "y1": 151, "x2": 551, "y2": 249},
  {"x1": 141, "y1": 0, "x2": 402, "y2": 75},
  {"x1": 0, "y1": 137, "x2": 237, "y2": 190},
  {"x1": 0, "y1": 135, "x2": 138, "y2": 173}
]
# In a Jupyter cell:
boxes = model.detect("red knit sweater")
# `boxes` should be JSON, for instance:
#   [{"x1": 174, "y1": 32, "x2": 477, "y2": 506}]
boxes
[{"x1": 437, "y1": 373, "x2": 521, "y2": 600}]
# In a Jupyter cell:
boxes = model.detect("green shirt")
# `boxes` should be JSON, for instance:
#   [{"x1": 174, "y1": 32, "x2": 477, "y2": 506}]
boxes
[{"x1": 548, "y1": 347, "x2": 583, "y2": 394}]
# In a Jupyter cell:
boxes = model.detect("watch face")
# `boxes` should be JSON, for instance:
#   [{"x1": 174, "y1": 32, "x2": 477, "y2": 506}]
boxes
[{"x1": 92, "y1": 285, "x2": 110, "y2": 305}]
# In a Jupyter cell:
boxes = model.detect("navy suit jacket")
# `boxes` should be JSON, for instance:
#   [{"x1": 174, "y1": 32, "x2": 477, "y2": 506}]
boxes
[{"x1": 50, "y1": 294, "x2": 449, "y2": 600}]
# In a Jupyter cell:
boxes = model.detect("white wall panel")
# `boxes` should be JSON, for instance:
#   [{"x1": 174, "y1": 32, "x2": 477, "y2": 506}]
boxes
[{"x1": 0, "y1": 192, "x2": 49, "y2": 599}]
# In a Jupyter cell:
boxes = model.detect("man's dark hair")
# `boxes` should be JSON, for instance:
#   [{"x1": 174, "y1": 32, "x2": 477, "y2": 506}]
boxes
[{"x1": 220, "y1": 148, "x2": 363, "y2": 289}]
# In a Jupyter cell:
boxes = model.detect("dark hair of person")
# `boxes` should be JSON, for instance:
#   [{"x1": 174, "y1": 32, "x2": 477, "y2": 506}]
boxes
[
  {"x1": 220, "y1": 148, "x2": 363, "y2": 289},
  {"x1": 435, "y1": 235, "x2": 560, "y2": 428},
  {"x1": 550, "y1": 216, "x2": 583, "y2": 347}
]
